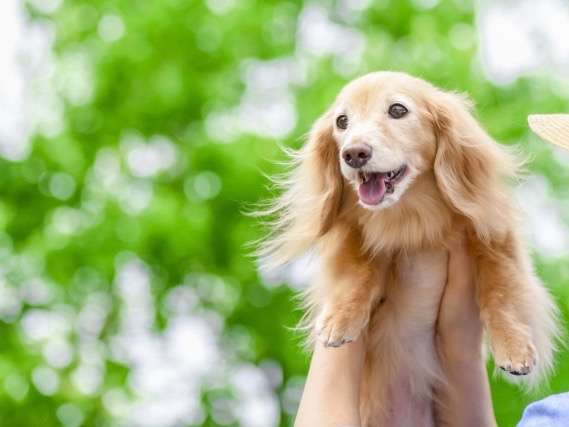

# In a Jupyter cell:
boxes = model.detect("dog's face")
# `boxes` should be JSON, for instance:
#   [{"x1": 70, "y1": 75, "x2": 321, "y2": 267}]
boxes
[{"x1": 331, "y1": 73, "x2": 437, "y2": 210}]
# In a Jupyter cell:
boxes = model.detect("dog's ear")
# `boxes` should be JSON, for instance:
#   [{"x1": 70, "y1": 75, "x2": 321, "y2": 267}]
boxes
[
  {"x1": 256, "y1": 109, "x2": 345, "y2": 267},
  {"x1": 428, "y1": 91, "x2": 520, "y2": 240},
  {"x1": 303, "y1": 111, "x2": 345, "y2": 236}
]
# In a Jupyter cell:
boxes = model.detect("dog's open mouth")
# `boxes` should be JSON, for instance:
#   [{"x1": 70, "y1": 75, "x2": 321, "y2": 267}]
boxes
[{"x1": 357, "y1": 165, "x2": 407, "y2": 206}]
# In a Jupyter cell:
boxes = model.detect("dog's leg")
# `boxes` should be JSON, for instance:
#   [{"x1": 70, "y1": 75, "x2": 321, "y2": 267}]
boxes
[
  {"x1": 313, "y1": 220, "x2": 389, "y2": 347},
  {"x1": 473, "y1": 231, "x2": 538, "y2": 376}
]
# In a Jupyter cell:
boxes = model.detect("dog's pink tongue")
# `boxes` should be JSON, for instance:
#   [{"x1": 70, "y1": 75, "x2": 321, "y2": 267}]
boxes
[{"x1": 358, "y1": 174, "x2": 386, "y2": 205}]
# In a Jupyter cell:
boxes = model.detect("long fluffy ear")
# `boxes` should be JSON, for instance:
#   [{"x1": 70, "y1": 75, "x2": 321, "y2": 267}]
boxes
[
  {"x1": 256, "y1": 110, "x2": 345, "y2": 269},
  {"x1": 428, "y1": 91, "x2": 522, "y2": 240}
]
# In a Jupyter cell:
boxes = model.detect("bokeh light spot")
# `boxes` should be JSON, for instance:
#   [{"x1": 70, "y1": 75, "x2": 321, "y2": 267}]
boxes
[
  {"x1": 98, "y1": 14, "x2": 125, "y2": 42},
  {"x1": 32, "y1": 366, "x2": 60, "y2": 396},
  {"x1": 49, "y1": 172, "x2": 76, "y2": 200},
  {"x1": 56, "y1": 403, "x2": 85, "y2": 427}
]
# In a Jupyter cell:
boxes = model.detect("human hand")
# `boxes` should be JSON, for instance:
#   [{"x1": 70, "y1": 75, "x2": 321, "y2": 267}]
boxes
[
  {"x1": 437, "y1": 229, "x2": 484, "y2": 354},
  {"x1": 295, "y1": 231, "x2": 497, "y2": 427},
  {"x1": 435, "y1": 229, "x2": 497, "y2": 427}
]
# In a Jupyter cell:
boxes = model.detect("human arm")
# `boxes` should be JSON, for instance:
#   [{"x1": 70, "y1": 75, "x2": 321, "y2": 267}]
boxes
[
  {"x1": 294, "y1": 339, "x2": 365, "y2": 427},
  {"x1": 435, "y1": 231, "x2": 497, "y2": 427}
]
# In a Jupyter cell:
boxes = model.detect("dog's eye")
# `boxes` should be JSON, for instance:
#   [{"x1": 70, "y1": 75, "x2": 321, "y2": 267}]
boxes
[
  {"x1": 336, "y1": 114, "x2": 349, "y2": 130},
  {"x1": 388, "y1": 103, "x2": 408, "y2": 119}
]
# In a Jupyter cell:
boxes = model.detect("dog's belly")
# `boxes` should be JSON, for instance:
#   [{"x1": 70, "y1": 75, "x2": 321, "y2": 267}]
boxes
[{"x1": 361, "y1": 248, "x2": 448, "y2": 427}]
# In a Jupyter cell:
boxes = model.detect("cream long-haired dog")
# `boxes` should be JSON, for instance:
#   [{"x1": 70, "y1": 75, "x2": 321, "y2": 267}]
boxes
[{"x1": 258, "y1": 72, "x2": 559, "y2": 425}]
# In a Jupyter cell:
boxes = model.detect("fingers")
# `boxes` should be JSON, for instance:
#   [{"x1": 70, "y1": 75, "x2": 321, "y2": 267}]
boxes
[
  {"x1": 446, "y1": 237, "x2": 475, "y2": 297},
  {"x1": 446, "y1": 224, "x2": 468, "y2": 251},
  {"x1": 438, "y1": 229, "x2": 482, "y2": 340},
  {"x1": 445, "y1": 228, "x2": 475, "y2": 294}
]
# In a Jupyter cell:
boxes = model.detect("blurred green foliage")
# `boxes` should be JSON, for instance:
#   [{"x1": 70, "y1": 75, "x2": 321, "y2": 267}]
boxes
[{"x1": 0, "y1": 0, "x2": 567, "y2": 426}]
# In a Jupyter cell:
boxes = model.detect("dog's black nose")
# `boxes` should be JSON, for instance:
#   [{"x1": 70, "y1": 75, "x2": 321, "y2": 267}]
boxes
[{"x1": 342, "y1": 144, "x2": 372, "y2": 168}]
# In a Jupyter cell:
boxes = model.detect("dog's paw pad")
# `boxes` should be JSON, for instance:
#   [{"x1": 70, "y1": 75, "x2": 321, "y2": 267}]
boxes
[{"x1": 494, "y1": 340, "x2": 537, "y2": 377}]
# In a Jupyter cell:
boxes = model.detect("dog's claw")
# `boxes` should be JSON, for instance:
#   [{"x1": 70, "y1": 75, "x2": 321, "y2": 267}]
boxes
[
  {"x1": 315, "y1": 304, "x2": 369, "y2": 348},
  {"x1": 492, "y1": 338, "x2": 537, "y2": 377},
  {"x1": 323, "y1": 337, "x2": 353, "y2": 348}
]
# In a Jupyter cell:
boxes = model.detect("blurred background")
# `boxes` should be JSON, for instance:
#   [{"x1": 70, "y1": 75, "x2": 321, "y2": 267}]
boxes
[{"x1": 1, "y1": 0, "x2": 569, "y2": 425}]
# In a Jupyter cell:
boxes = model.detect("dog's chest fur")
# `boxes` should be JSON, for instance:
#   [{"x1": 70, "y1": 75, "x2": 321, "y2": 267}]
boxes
[{"x1": 361, "y1": 248, "x2": 448, "y2": 426}]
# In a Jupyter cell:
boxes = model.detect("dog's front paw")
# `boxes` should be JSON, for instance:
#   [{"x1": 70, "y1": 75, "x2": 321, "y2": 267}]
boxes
[
  {"x1": 492, "y1": 334, "x2": 537, "y2": 376},
  {"x1": 315, "y1": 304, "x2": 369, "y2": 348}
]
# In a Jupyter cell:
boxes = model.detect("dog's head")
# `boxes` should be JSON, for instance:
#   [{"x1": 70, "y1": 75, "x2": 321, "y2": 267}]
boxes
[
  {"x1": 331, "y1": 72, "x2": 438, "y2": 210},
  {"x1": 260, "y1": 72, "x2": 519, "y2": 265},
  {"x1": 306, "y1": 71, "x2": 518, "y2": 237}
]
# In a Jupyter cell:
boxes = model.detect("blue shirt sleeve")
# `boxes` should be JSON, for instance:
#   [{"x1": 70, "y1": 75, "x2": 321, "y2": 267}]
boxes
[{"x1": 517, "y1": 392, "x2": 569, "y2": 427}]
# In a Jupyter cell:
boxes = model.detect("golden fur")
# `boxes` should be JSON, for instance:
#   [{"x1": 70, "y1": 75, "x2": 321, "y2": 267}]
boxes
[{"x1": 258, "y1": 72, "x2": 559, "y2": 425}]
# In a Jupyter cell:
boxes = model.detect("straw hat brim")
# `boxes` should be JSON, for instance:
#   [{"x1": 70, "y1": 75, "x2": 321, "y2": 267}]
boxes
[{"x1": 528, "y1": 114, "x2": 569, "y2": 150}]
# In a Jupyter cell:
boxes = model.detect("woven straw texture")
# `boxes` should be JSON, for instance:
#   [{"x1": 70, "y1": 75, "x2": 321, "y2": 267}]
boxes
[{"x1": 528, "y1": 114, "x2": 569, "y2": 150}]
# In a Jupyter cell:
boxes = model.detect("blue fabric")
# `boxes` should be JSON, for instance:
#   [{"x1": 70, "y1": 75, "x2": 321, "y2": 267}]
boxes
[{"x1": 517, "y1": 393, "x2": 569, "y2": 427}]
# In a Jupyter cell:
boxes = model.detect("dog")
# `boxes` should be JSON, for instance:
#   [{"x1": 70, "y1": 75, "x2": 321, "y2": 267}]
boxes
[{"x1": 258, "y1": 71, "x2": 559, "y2": 425}]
